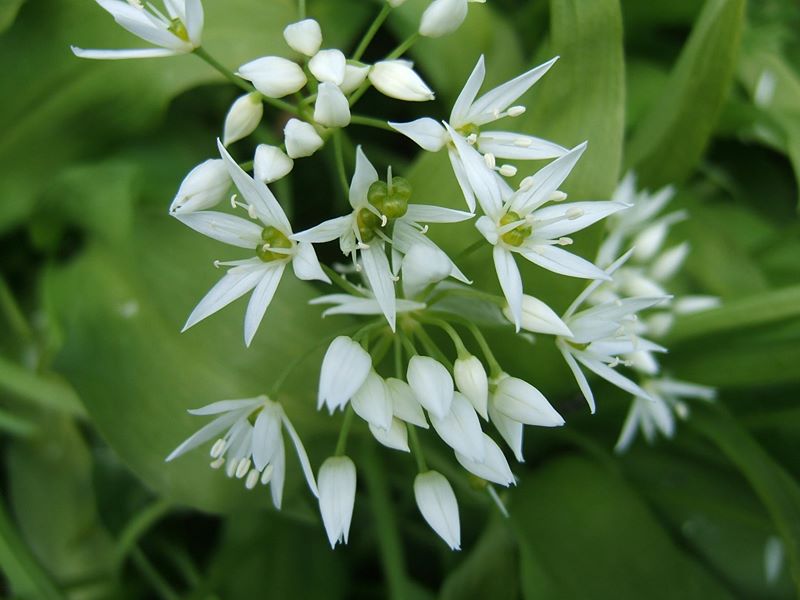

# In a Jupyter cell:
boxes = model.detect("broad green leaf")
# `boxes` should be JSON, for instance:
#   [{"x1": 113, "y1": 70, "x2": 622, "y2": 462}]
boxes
[
  {"x1": 517, "y1": 0, "x2": 626, "y2": 199},
  {"x1": 0, "y1": 355, "x2": 83, "y2": 415},
  {"x1": 0, "y1": 0, "x2": 24, "y2": 32},
  {"x1": 512, "y1": 455, "x2": 733, "y2": 599},
  {"x1": 626, "y1": 0, "x2": 745, "y2": 187},
  {"x1": 690, "y1": 404, "x2": 800, "y2": 592}
]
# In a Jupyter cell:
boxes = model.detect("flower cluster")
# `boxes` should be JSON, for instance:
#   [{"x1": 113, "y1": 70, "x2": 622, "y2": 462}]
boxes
[{"x1": 73, "y1": 0, "x2": 715, "y2": 549}]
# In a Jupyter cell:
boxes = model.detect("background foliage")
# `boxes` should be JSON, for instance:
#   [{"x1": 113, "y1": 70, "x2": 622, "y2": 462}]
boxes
[{"x1": 1, "y1": 0, "x2": 799, "y2": 598}]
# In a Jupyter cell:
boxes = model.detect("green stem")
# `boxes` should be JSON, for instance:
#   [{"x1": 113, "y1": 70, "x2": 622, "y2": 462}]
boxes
[
  {"x1": 455, "y1": 238, "x2": 486, "y2": 261},
  {"x1": 427, "y1": 285, "x2": 506, "y2": 309},
  {"x1": 113, "y1": 499, "x2": 172, "y2": 572},
  {"x1": 193, "y1": 47, "x2": 298, "y2": 114},
  {"x1": 352, "y1": 4, "x2": 392, "y2": 61},
  {"x1": 298, "y1": 0, "x2": 306, "y2": 19},
  {"x1": 412, "y1": 325, "x2": 452, "y2": 370},
  {"x1": 465, "y1": 322, "x2": 503, "y2": 377},
  {"x1": 349, "y1": 114, "x2": 394, "y2": 131},
  {"x1": 335, "y1": 406, "x2": 356, "y2": 455},
  {"x1": 393, "y1": 334, "x2": 403, "y2": 379},
  {"x1": 321, "y1": 264, "x2": 365, "y2": 297},
  {"x1": 407, "y1": 424, "x2": 428, "y2": 472},
  {"x1": 332, "y1": 130, "x2": 349, "y2": 196},
  {"x1": 417, "y1": 316, "x2": 469, "y2": 358},
  {"x1": 0, "y1": 275, "x2": 32, "y2": 342},
  {"x1": 361, "y1": 443, "x2": 408, "y2": 600},
  {"x1": 130, "y1": 547, "x2": 180, "y2": 600},
  {"x1": 386, "y1": 32, "x2": 420, "y2": 59}
]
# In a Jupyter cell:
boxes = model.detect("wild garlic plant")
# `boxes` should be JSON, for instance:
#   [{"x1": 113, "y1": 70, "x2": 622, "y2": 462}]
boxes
[{"x1": 71, "y1": 0, "x2": 715, "y2": 550}]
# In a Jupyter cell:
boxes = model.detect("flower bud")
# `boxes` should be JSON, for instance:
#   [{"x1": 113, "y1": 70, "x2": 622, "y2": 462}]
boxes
[
  {"x1": 318, "y1": 456, "x2": 357, "y2": 548},
  {"x1": 407, "y1": 355, "x2": 454, "y2": 419},
  {"x1": 283, "y1": 19, "x2": 322, "y2": 56},
  {"x1": 340, "y1": 63, "x2": 370, "y2": 94},
  {"x1": 169, "y1": 159, "x2": 230, "y2": 214},
  {"x1": 429, "y1": 392, "x2": 485, "y2": 462},
  {"x1": 504, "y1": 295, "x2": 573, "y2": 336},
  {"x1": 401, "y1": 244, "x2": 451, "y2": 297},
  {"x1": 284, "y1": 118, "x2": 324, "y2": 158},
  {"x1": 351, "y1": 370, "x2": 393, "y2": 431},
  {"x1": 309, "y1": 49, "x2": 346, "y2": 85},
  {"x1": 253, "y1": 144, "x2": 294, "y2": 183},
  {"x1": 386, "y1": 377, "x2": 428, "y2": 428},
  {"x1": 369, "y1": 418, "x2": 409, "y2": 452},
  {"x1": 493, "y1": 376, "x2": 564, "y2": 427},
  {"x1": 455, "y1": 433, "x2": 514, "y2": 486},
  {"x1": 419, "y1": 0, "x2": 482, "y2": 38},
  {"x1": 222, "y1": 92, "x2": 263, "y2": 146},
  {"x1": 453, "y1": 355, "x2": 488, "y2": 419},
  {"x1": 414, "y1": 471, "x2": 460, "y2": 550},
  {"x1": 388, "y1": 0, "x2": 408, "y2": 5},
  {"x1": 238, "y1": 56, "x2": 307, "y2": 98},
  {"x1": 318, "y1": 336, "x2": 372, "y2": 413},
  {"x1": 314, "y1": 82, "x2": 351, "y2": 128},
  {"x1": 369, "y1": 60, "x2": 435, "y2": 102}
]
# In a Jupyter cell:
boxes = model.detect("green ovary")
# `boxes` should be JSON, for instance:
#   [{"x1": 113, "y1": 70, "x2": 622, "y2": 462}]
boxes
[
  {"x1": 356, "y1": 208, "x2": 382, "y2": 243},
  {"x1": 499, "y1": 211, "x2": 532, "y2": 247},
  {"x1": 367, "y1": 177, "x2": 411, "y2": 219},
  {"x1": 256, "y1": 226, "x2": 292, "y2": 262},
  {"x1": 168, "y1": 18, "x2": 190, "y2": 42}
]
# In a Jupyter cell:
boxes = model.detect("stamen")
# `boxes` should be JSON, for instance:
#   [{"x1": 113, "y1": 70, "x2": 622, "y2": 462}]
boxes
[
  {"x1": 514, "y1": 137, "x2": 532, "y2": 147},
  {"x1": 356, "y1": 242, "x2": 370, "y2": 250},
  {"x1": 557, "y1": 237, "x2": 573, "y2": 246},
  {"x1": 419, "y1": 224, "x2": 429, "y2": 234},
  {"x1": 210, "y1": 457, "x2": 225, "y2": 469},
  {"x1": 230, "y1": 193, "x2": 238, "y2": 208},
  {"x1": 235, "y1": 458, "x2": 251, "y2": 479},
  {"x1": 247, "y1": 204, "x2": 257, "y2": 219},
  {"x1": 519, "y1": 176, "x2": 534, "y2": 191},
  {"x1": 507, "y1": 105, "x2": 526, "y2": 117},
  {"x1": 380, "y1": 214, "x2": 388, "y2": 227},
  {"x1": 261, "y1": 464, "x2": 274, "y2": 485},
  {"x1": 210, "y1": 438, "x2": 226, "y2": 458},
  {"x1": 213, "y1": 260, "x2": 221, "y2": 269},
  {"x1": 466, "y1": 133, "x2": 478, "y2": 145},
  {"x1": 675, "y1": 402, "x2": 689, "y2": 419},
  {"x1": 566, "y1": 207, "x2": 584, "y2": 220},
  {"x1": 484, "y1": 153, "x2": 497, "y2": 169},
  {"x1": 549, "y1": 191, "x2": 568, "y2": 202},
  {"x1": 499, "y1": 164, "x2": 517, "y2": 177},
  {"x1": 245, "y1": 469, "x2": 260, "y2": 490}
]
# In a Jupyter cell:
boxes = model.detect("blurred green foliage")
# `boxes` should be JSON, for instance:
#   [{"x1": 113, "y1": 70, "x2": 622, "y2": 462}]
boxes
[{"x1": 1, "y1": 0, "x2": 799, "y2": 598}]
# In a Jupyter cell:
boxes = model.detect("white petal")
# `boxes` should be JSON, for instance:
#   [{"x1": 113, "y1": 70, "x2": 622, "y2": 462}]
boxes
[
  {"x1": 174, "y1": 211, "x2": 262, "y2": 248},
  {"x1": 450, "y1": 54, "x2": 485, "y2": 126},
  {"x1": 573, "y1": 352, "x2": 654, "y2": 401},
  {"x1": 493, "y1": 377, "x2": 564, "y2": 427},
  {"x1": 349, "y1": 146, "x2": 379, "y2": 208},
  {"x1": 369, "y1": 60, "x2": 435, "y2": 102},
  {"x1": 309, "y1": 49, "x2": 346, "y2": 85},
  {"x1": 507, "y1": 294, "x2": 572, "y2": 336},
  {"x1": 340, "y1": 63, "x2": 370, "y2": 94},
  {"x1": 448, "y1": 148, "x2": 476, "y2": 213},
  {"x1": 558, "y1": 343, "x2": 595, "y2": 413},
  {"x1": 655, "y1": 378, "x2": 716, "y2": 401},
  {"x1": 291, "y1": 215, "x2": 352, "y2": 244},
  {"x1": 388, "y1": 118, "x2": 447, "y2": 152},
  {"x1": 71, "y1": 46, "x2": 178, "y2": 60},
  {"x1": 254, "y1": 144, "x2": 294, "y2": 184},
  {"x1": 386, "y1": 378, "x2": 428, "y2": 428},
  {"x1": 184, "y1": 0, "x2": 204, "y2": 45},
  {"x1": 419, "y1": 0, "x2": 468, "y2": 38},
  {"x1": 269, "y1": 436, "x2": 286, "y2": 509},
  {"x1": 252, "y1": 403, "x2": 282, "y2": 470},
  {"x1": 429, "y1": 392, "x2": 485, "y2": 462},
  {"x1": 183, "y1": 266, "x2": 264, "y2": 331},
  {"x1": 614, "y1": 401, "x2": 641, "y2": 453},
  {"x1": 318, "y1": 337, "x2": 372, "y2": 412},
  {"x1": 238, "y1": 56, "x2": 307, "y2": 98},
  {"x1": 445, "y1": 125, "x2": 503, "y2": 217},
  {"x1": 243, "y1": 264, "x2": 285, "y2": 347},
  {"x1": 414, "y1": 471, "x2": 460, "y2": 550},
  {"x1": 360, "y1": 243, "x2": 396, "y2": 331},
  {"x1": 318, "y1": 456, "x2": 357, "y2": 547},
  {"x1": 284, "y1": 118, "x2": 324, "y2": 158},
  {"x1": 476, "y1": 131, "x2": 567, "y2": 160},
  {"x1": 165, "y1": 410, "x2": 245, "y2": 461},
  {"x1": 453, "y1": 356, "x2": 488, "y2": 420},
  {"x1": 519, "y1": 245, "x2": 609, "y2": 280},
  {"x1": 283, "y1": 19, "x2": 322, "y2": 56},
  {"x1": 650, "y1": 242, "x2": 689, "y2": 281},
  {"x1": 223, "y1": 92, "x2": 263, "y2": 146},
  {"x1": 401, "y1": 244, "x2": 453, "y2": 297},
  {"x1": 455, "y1": 433, "x2": 514, "y2": 485},
  {"x1": 292, "y1": 242, "x2": 330, "y2": 283},
  {"x1": 509, "y1": 142, "x2": 587, "y2": 215},
  {"x1": 533, "y1": 201, "x2": 628, "y2": 240},
  {"x1": 493, "y1": 247, "x2": 523, "y2": 331},
  {"x1": 488, "y1": 399, "x2": 524, "y2": 462},
  {"x1": 351, "y1": 371, "x2": 393, "y2": 431},
  {"x1": 280, "y1": 410, "x2": 320, "y2": 496},
  {"x1": 407, "y1": 356, "x2": 454, "y2": 419},
  {"x1": 369, "y1": 418, "x2": 410, "y2": 452},
  {"x1": 187, "y1": 397, "x2": 262, "y2": 415},
  {"x1": 170, "y1": 159, "x2": 230, "y2": 214},
  {"x1": 404, "y1": 204, "x2": 473, "y2": 223},
  {"x1": 314, "y1": 82, "x2": 351, "y2": 128}
]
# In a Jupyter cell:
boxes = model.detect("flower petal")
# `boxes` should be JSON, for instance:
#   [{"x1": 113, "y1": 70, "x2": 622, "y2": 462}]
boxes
[
  {"x1": 349, "y1": 146, "x2": 379, "y2": 208},
  {"x1": 476, "y1": 131, "x2": 567, "y2": 160},
  {"x1": 165, "y1": 410, "x2": 245, "y2": 462},
  {"x1": 493, "y1": 247, "x2": 523, "y2": 331},
  {"x1": 318, "y1": 337, "x2": 372, "y2": 412},
  {"x1": 280, "y1": 409, "x2": 320, "y2": 497},
  {"x1": 509, "y1": 142, "x2": 587, "y2": 215},
  {"x1": 70, "y1": 46, "x2": 178, "y2": 60},
  {"x1": 450, "y1": 55, "x2": 486, "y2": 126},
  {"x1": 292, "y1": 242, "x2": 330, "y2": 283},
  {"x1": 414, "y1": 471, "x2": 460, "y2": 550},
  {"x1": 533, "y1": 201, "x2": 629, "y2": 240},
  {"x1": 388, "y1": 118, "x2": 447, "y2": 152},
  {"x1": 404, "y1": 204, "x2": 473, "y2": 223},
  {"x1": 243, "y1": 263, "x2": 285, "y2": 347},
  {"x1": 386, "y1": 377, "x2": 428, "y2": 428},
  {"x1": 174, "y1": 211, "x2": 262, "y2": 248},
  {"x1": 360, "y1": 243, "x2": 396, "y2": 331},
  {"x1": 407, "y1": 356, "x2": 454, "y2": 419},
  {"x1": 455, "y1": 433, "x2": 514, "y2": 486},
  {"x1": 351, "y1": 371, "x2": 393, "y2": 431},
  {"x1": 291, "y1": 215, "x2": 352, "y2": 244},
  {"x1": 519, "y1": 244, "x2": 608, "y2": 280},
  {"x1": 369, "y1": 418, "x2": 410, "y2": 452},
  {"x1": 445, "y1": 124, "x2": 503, "y2": 218},
  {"x1": 430, "y1": 392, "x2": 485, "y2": 462},
  {"x1": 183, "y1": 266, "x2": 265, "y2": 332}
]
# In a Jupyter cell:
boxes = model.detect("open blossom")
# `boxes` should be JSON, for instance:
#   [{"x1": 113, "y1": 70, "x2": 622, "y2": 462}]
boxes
[
  {"x1": 165, "y1": 395, "x2": 317, "y2": 509},
  {"x1": 174, "y1": 140, "x2": 329, "y2": 346},
  {"x1": 390, "y1": 55, "x2": 567, "y2": 211},
  {"x1": 72, "y1": 0, "x2": 204, "y2": 60}
]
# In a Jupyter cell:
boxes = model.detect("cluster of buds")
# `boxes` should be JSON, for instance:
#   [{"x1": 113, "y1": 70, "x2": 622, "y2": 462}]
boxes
[{"x1": 73, "y1": 0, "x2": 716, "y2": 549}]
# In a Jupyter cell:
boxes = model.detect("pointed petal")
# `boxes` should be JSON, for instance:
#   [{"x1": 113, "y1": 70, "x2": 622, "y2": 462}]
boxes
[
  {"x1": 520, "y1": 244, "x2": 608, "y2": 280},
  {"x1": 574, "y1": 352, "x2": 654, "y2": 401},
  {"x1": 430, "y1": 392, "x2": 485, "y2": 462},
  {"x1": 350, "y1": 146, "x2": 379, "y2": 209},
  {"x1": 455, "y1": 433, "x2": 514, "y2": 486},
  {"x1": 404, "y1": 204, "x2": 473, "y2": 223},
  {"x1": 488, "y1": 400, "x2": 524, "y2": 462},
  {"x1": 450, "y1": 54, "x2": 485, "y2": 126},
  {"x1": 252, "y1": 404, "x2": 282, "y2": 471},
  {"x1": 446, "y1": 124, "x2": 503, "y2": 217},
  {"x1": 243, "y1": 264, "x2": 285, "y2": 346},
  {"x1": 493, "y1": 377, "x2": 564, "y2": 427},
  {"x1": 476, "y1": 131, "x2": 567, "y2": 160},
  {"x1": 493, "y1": 247, "x2": 523, "y2": 331},
  {"x1": 369, "y1": 418, "x2": 410, "y2": 452},
  {"x1": 414, "y1": 471, "x2": 460, "y2": 550},
  {"x1": 174, "y1": 211, "x2": 262, "y2": 248},
  {"x1": 388, "y1": 118, "x2": 447, "y2": 152},
  {"x1": 407, "y1": 356, "x2": 454, "y2": 419},
  {"x1": 448, "y1": 148, "x2": 476, "y2": 213},
  {"x1": 183, "y1": 267, "x2": 264, "y2": 331},
  {"x1": 291, "y1": 215, "x2": 352, "y2": 243},
  {"x1": 314, "y1": 82, "x2": 351, "y2": 128},
  {"x1": 351, "y1": 371, "x2": 393, "y2": 431},
  {"x1": 187, "y1": 397, "x2": 261, "y2": 415},
  {"x1": 165, "y1": 410, "x2": 244, "y2": 461},
  {"x1": 318, "y1": 337, "x2": 372, "y2": 412},
  {"x1": 533, "y1": 201, "x2": 629, "y2": 239},
  {"x1": 269, "y1": 437, "x2": 286, "y2": 509},
  {"x1": 184, "y1": 0, "x2": 204, "y2": 44},
  {"x1": 360, "y1": 243, "x2": 396, "y2": 331},
  {"x1": 386, "y1": 378, "x2": 428, "y2": 428},
  {"x1": 281, "y1": 410, "x2": 320, "y2": 496},
  {"x1": 508, "y1": 294, "x2": 572, "y2": 336},
  {"x1": 614, "y1": 401, "x2": 641, "y2": 453},
  {"x1": 70, "y1": 46, "x2": 178, "y2": 59},
  {"x1": 308, "y1": 49, "x2": 346, "y2": 85},
  {"x1": 558, "y1": 343, "x2": 595, "y2": 413},
  {"x1": 318, "y1": 456, "x2": 357, "y2": 547},
  {"x1": 292, "y1": 242, "x2": 330, "y2": 283},
  {"x1": 509, "y1": 142, "x2": 587, "y2": 215}
]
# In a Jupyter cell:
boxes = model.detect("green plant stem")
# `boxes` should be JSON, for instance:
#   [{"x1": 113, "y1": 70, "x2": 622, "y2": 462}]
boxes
[
  {"x1": 361, "y1": 444, "x2": 408, "y2": 600},
  {"x1": 412, "y1": 325, "x2": 453, "y2": 369},
  {"x1": 386, "y1": 32, "x2": 420, "y2": 59},
  {"x1": 417, "y1": 315, "x2": 469, "y2": 357},
  {"x1": 113, "y1": 499, "x2": 172, "y2": 572},
  {"x1": 335, "y1": 406, "x2": 356, "y2": 455},
  {"x1": 407, "y1": 424, "x2": 428, "y2": 472},
  {"x1": 0, "y1": 275, "x2": 32, "y2": 341},
  {"x1": 321, "y1": 264, "x2": 365, "y2": 297},
  {"x1": 352, "y1": 4, "x2": 392, "y2": 61},
  {"x1": 332, "y1": 130, "x2": 349, "y2": 196},
  {"x1": 193, "y1": 47, "x2": 298, "y2": 114},
  {"x1": 130, "y1": 547, "x2": 180, "y2": 600},
  {"x1": 455, "y1": 238, "x2": 486, "y2": 261},
  {"x1": 427, "y1": 285, "x2": 506, "y2": 309},
  {"x1": 349, "y1": 114, "x2": 394, "y2": 131},
  {"x1": 464, "y1": 322, "x2": 503, "y2": 376},
  {"x1": 298, "y1": 0, "x2": 306, "y2": 19}
]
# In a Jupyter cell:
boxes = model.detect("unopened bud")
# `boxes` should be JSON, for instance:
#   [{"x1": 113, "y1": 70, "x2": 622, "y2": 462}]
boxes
[
  {"x1": 284, "y1": 118, "x2": 324, "y2": 158},
  {"x1": 369, "y1": 60, "x2": 435, "y2": 102},
  {"x1": 222, "y1": 92, "x2": 263, "y2": 146},
  {"x1": 253, "y1": 144, "x2": 293, "y2": 183}
]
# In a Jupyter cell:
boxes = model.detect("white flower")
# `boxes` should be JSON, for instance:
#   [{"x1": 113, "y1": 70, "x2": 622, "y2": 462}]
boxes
[
  {"x1": 370, "y1": 418, "x2": 410, "y2": 452},
  {"x1": 492, "y1": 374, "x2": 564, "y2": 427},
  {"x1": 253, "y1": 144, "x2": 294, "y2": 184},
  {"x1": 419, "y1": 0, "x2": 485, "y2": 38},
  {"x1": 488, "y1": 397, "x2": 523, "y2": 462},
  {"x1": 165, "y1": 395, "x2": 317, "y2": 509},
  {"x1": 283, "y1": 19, "x2": 322, "y2": 57},
  {"x1": 318, "y1": 456, "x2": 357, "y2": 548},
  {"x1": 223, "y1": 92, "x2": 263, "y2": 146},
  {"x1": 237, "y1": 56, "x2": 307, "y2": 98},
  {"x1": 169, "y1": 159, "x2": 229, "y2": 214},
  {"x1": 72, "y1": 0, "x2": 203, "y2": 60},
  {"x1": 400, "y1": 244, "x2": 456, "y2": 298},
  {"x1": 429, "y1": 391, "x2": 485, "y2": 461},
  {"x1": 175, "y1": 140, "x2": 329, "y2": 346},
  {"x1": 369, "y1": 60, "x2": 435, "y2": 102},
  {"x1": 414, "y1": 471, "x2": 460, "y2": 550},
  {"x1": 615, "y1": 378, "x2": 716, "y2": 453},
  {"x1": 309, "y1": 49, "x2": 347, "y2": 85},
  {"x1": 407, "y1": 355, "x2": 454, "y2": 419},
  {"x1": 386, "y1": 377, "x2": 429, "y2": 428},
  {"x1": 453, "y1": 355, "x2": 488, "y2": 419},
  {"x1": 284, "y1": 118, "x2": 325, "y2": 159},
  {"x1": 318, "y1": 336, "x2": 372, "y2": 413},
  {"x1": 505, "y1": 294, "x2": 572, "y2": 336},
  {"x1": 390, "y1": 55, "x2": 567, "y2": 210},
  {"x1": 311, "y1": 292, "x2": 425, "y2": 318},
  {"x1": 464, "y1": 139, "x2": 626, "y2": 329},
  {"x1": 314, "y1": 82, "x2": 351, "y2": 128},
  {"x1": 351, "y1": 370, "x2": 393, "y2": 431},
  {"x1": 454, "y1": 433, "x2": 514, "y2": 486},
  {"x1": 340, "y1": 63, "x2": 371, "y2": 94}
]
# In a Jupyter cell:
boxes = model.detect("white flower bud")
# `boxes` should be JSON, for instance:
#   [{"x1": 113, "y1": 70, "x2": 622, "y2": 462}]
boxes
[
  {"x1": 453, "y1": 355, "x2": 488, "y2": 420},
  {"x1": 429, "y1": 392, "x2": 485, "y2": 462},
  {"x1": 253, "y1": 144, "x2": 294, "y2": 183},
  {"x1": 369, "y1": 418, "x2": 409, "y2": 452},
  {"x1": 318, "y1": 456, "x2": 357, "y2": 548},
  {"x1": 407, "y1": 356, "x2": 454, "y2": 419},
  {"x1": 505, "y1": 295, "x2": 573, "y2": 336},
  {"x1": 169, "y1": 159, "x2": 230, "y2": 214},
  {"x1": 222, "y1": 92, "x2": 263, "y2": 146},
  {"x1": 340, "y1": 63, "x2": 370, "y2": 94},
  {"x1": 650, "y1": 242, "x2": 689, "y2": 282},
  {"x1": 419, "y1": 0, "x2": 481, "y2": 38},
  {"x1": 314, "y1": 82, "x2": 351, "y2": 128},
  {"x1": 386, "y1": 378, "x2": 428, "y2": 428},
  {"x1": 455, "y1": 433, "x2": 514, "y2": 486},
  {"x1": 493, "y1": 376, "x2": 564, "y2": 427},
  {"x1": 369, "y1": 60, "x2": 435, "y2": 102},
  {"x1": 632, "y1": 221, "x2": 668, "y2": 263},
  {"x1": 318, "y1": 336, "x2": 372, "y2": 413},
  {"x1": 309, "y1": 49, "x2": 346, "y2": 85},
  {"x1": 284, "y1": 118, "x2": 324, "y2": 158},
  {"x1": 283, "y1": 19, "x2": 322, "y2": 56},
  {"x1": 401, "y1": 244, "x2": 452, "y2": 297},
  {"x1": 238, "y1": 56, "x2": 307, "y2": 98},
  {"x1": 351, "y1": 370, "x2": 393, "y2": 431},
  {"x1": 414, "y1": 471, "x2": 460, "y2": 550}
]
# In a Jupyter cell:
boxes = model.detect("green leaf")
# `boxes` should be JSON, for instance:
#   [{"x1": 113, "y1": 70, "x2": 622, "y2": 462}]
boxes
[
  {"x1": 0, "y1": 354, "x2": 83, "y2": 415},
  {"x1": 626, "y1": 0, "x2": 745, "y2": 187},
  {"x1": 512, "y1": 455, "x2": 733, "y2": 599},
  {"x1": 517, "y1": 0, "x2": 626, "y2": 199},
  {"x1": 690, "y1": 404, "x2": 800, "y2": 592},
  {"x1": 0, "y1": 0, "x2": 24, "y2": 33}
]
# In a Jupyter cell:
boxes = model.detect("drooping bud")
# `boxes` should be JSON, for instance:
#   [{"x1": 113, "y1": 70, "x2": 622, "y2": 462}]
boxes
[
  {"x1": 284, "y1": 118, "x2": 324, "y2": 158},
  {"x1": 318, "y1": 456, "x2": 357, "y2": 548},
  {"x1": 351, "y1": 370, "x2": 393, "y2": 431},
  {"x1": 505, "y1": 295, "x2": 573, "y2": 336},
  {"x1": 238, "y1": 56, "x2": 307, "y2": 98},
  {"x1": 253, "y1": 144, "x2": 294, "y2": 183},
  {"x1": 414, "y1": 471, "x2": 461, "y2": 550},
  {"x1": 169, "y1": 159, "x2": 230, "y2": 214},
  {"x1": 309, "y1": 49, "x2": 346, "y2": 86},
  {"x1": 419, "y1": 0, "x2": 484, "y2": 38},
  {"x1": 369, "y1": 60, "x2": 435, "y2": 102},
  {"x1": 314, "y1": 82, "x2": 351, "y2": 128},
  {"x1": 318, "y1": 336, "x2": 372, "y2": 413},
  {"x1": 493, "y1": 376, "x2": 564, "y2": 427},
  {"x1": 222, "y1": 92, "x2": 263, "y2": 146},
  {"x1": 453, "y1": 355, "x2": 488, "y2": 419},
  {"x1": 340, "y1": 63, "x2": 371, "y2": 94},
  {"x1": 283, "y1": 19, "x2": 322, "y2": 56},
  {"x1": 407, "y1": 356, "x2": 454, "y2": 419}
]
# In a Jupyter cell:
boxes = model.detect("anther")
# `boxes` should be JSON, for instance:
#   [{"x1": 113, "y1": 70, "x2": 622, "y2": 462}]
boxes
[
  {"x1": 210, "y1": 438, "x2": 226, "y2": 458},
  {"x1": 484, "y1": 153, "x2": 496, "y2": 169},
  {"x1": 508, "y1": 105, "x2": 526, "y2": 117},
  {"x1": 230, "y1": 194, "x2": 238, "y2": 208},
  {"x1": 380, "y1": 215, "x2": 388, "y2": 227},
  {"x1": 247, "y1": 205, "x2": 257, "y2": 219},
  {"x1": 557, "y1": 237, "x2": 573, "y2": 246},
  {"x1": 466, "y1": 133, "x2": 478, "y2": 145},
  {"x1": 213, "y1": 260, "x2": 221, "y2": 268},
  {"x1": 514, "y1": 137, "x2": 532, "y2": 147},
  {"x1": 566, "y1": 207, "x2": 584, "y2": 220},
  {"x1": 210, "y1": 457, "x2": 225, "y2": 469},
  {"x1": 549, "y1": 191, "x2": 568, "y2": 202},
  {"x1": 499, "y1": 164, "x2": 517, "y2": 177},
  {"x1": 420, "y1": 225, "x2": 429, "y2": 234},
  {"x1": 235, "y1": 458, "x2": 251, "y2": 479},
  {"x1": 519, "y1": 176, "x2": 534, "y2": 191},
  {"x1": 356, "y1": 242, "x2": 370, "y2": 250},
  {"x1": 245, "y1": 469, "x2": 259, "y2": 490},
  {"x1": 261, "y1": 464, "x2": 274, "y2": 485}
]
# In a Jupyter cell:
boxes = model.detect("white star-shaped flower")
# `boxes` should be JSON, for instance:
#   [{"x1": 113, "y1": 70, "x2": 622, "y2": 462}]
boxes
[{"x1": 175, "y1": 140, "x2": 329, "y2": 346}]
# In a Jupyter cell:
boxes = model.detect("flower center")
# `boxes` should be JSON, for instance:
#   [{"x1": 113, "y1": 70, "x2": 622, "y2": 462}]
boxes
[
  {"x1": 256, "y1": 226, "x2": 292, "y2": 262},
  {"x1": 367, "y1": 177, "x2": 410, "y2": 219},
  {"x1": 168, "y1": 18, "x2": 190, "y2": 42},
  {"x1": 499, "y1": 211, "x2": 532, "y2": 247},
  {"x1": 565, "y1": 340, "x2": 589, "y2": 351},
  {"x1": 356, "y1": 208, "x2": 382, "y2": 243},
  {"x1": 457, "y1": 123, "x2": 481, "y2": 139}
]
